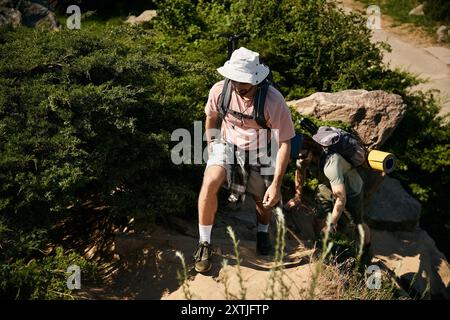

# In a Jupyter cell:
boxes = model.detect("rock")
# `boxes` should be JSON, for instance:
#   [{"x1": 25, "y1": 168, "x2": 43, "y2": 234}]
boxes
[
  {"x1": 288, "y1": 90, "x2": 406, "y2": 149},
  {"x1": 126, "y1": 10, "x2": 157, "y2": 24},
  {"x1": 166, "y1": 215, "x2": 198, "y2": 238},
  {"x1": 408, "y1": 4, "x2": 425, "y2": 16},
  {"x1": 371, "y1": 229, "x2": 450, "y2": 299},
  {"x1": 0, "y1": 6, "x2": 21, "y2": 27},
  {"x1": 365, "y1": 176, "x2": 421, "y2": 231},
  {"x1": 437, "y1": 25, "x2": 449, "y2": 43},
  {"x1": 357, "y1": 167, "x2": 385, "y2": 206},
  {"x1": 285, "y1": 204, "x2": 316, "y2": 241},
  {"x1": 114, "y1": 233, "x2": 152, "y2": 256},
  {"x1": 0, "y1": 0, "x2": 58, "y2": 29}
]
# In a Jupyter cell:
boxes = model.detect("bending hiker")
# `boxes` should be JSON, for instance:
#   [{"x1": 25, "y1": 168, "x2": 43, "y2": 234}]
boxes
[
  {"x1": 195, "y1": 47, "x2": 295, "y2": 273},
  {"x1": 286, "y1": 134, "x2": 371, "y2": 249}
]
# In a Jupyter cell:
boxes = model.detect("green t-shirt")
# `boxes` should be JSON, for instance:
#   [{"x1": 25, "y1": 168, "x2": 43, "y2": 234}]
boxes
[
  {"x1": 323, "y1": 153, "x2": 363, "y2": 197},
  {"x1": 297, "y1": 153, "x2": 363, "y2": 197}
]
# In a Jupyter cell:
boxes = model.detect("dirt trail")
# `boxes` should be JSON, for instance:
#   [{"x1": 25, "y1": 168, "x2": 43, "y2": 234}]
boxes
[{"x1": 337, "y1": 0, "x2": 450, "y2": 117}]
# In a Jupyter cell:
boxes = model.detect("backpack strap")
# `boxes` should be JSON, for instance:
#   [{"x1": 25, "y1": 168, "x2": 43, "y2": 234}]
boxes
[
  {"x1": 217, "y1": 78, "x2": 270, "y2": 130},
  {"x1": 254, "y1": 80, "x2": 269, "y2": 129},
  {"x1": 216, "y1": 78, "x2": 232, "y2": 129},
  {"x1": 228, "y1": 109, "x2": 254, "y2": 121}
]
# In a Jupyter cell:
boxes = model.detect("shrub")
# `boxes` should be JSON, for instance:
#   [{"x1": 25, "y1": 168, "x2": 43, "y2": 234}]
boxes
[
  {"x1": 0, "y1": 246, "x2": 97, "y2": 300},
  {"x1": 0, "y1": 24, "x2": 217, "y2": 223},
  {"x1": 153, "y1": 0, "x2": 417, "y2": 99},
  {"x1": 424, "y1": 0, "x2": 450, "y2": 21}
]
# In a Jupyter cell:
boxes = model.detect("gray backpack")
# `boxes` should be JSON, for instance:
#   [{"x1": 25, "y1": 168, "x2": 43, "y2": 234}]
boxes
[{"x1": 312, "y1": 126, "x2": 367, "y2": 167}]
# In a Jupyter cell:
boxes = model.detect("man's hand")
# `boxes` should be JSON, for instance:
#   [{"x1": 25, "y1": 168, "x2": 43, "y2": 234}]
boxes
[
  {"x1": 285, "y1": 196, "x2": 302, "y2": 210},
  {"x1": 320, "y1": 222, "x2": 337, "y2": 236},
  {"x1": 262, "y1": 183, "x2": 281, "y2": 208}
]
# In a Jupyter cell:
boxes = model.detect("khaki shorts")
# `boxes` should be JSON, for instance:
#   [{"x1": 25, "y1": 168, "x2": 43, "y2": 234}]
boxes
[{"x1": 206, "y1": 142, "x2": 268, "y2": 200}]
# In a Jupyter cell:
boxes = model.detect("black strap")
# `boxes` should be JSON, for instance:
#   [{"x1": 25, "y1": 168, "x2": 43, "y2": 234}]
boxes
[
  {"x1": 217, "y1": 78, "x2": 232, "y2": 129},
  {"x1": 228, "y1": 109, "x2": 254, "y2": 120},
  {"x1": 254, "y1": 80, "x2": 269, "y2": 129}
]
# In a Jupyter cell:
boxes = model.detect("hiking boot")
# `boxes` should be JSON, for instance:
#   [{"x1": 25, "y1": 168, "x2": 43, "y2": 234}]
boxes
[
  {"x1": 256, "y1": 232, "x2": 272, "y2": 255},
  {"x1": 194, "y1": 241, "x2": 212, "y2": 273}
]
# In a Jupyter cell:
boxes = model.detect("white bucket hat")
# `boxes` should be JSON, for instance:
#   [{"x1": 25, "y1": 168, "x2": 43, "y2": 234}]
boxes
[{"x1": 217, "y1": 47, "x2": 270, "y2": 85}]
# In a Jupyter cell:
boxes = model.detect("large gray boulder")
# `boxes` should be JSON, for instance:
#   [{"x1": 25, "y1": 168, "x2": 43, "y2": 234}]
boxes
[
  {"x1": 287, "y1": 90, "x2": 406, "y2": 149},
  {"x1": 365, "y1": 176, "x2": 421, "y2": 231}
]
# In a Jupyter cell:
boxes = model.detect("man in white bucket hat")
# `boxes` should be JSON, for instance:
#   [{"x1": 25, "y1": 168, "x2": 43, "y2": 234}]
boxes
[{"x1": 194, "y1": 47, "x2": 295, "y2": 273}]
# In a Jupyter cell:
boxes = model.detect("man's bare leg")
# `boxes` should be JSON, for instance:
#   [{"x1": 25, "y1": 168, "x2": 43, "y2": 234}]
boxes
[
  {"x1": 198, "y1": 165, "x2": 226, "y2": 235},
  {"x1": 194, "y1": 165, "x2": 227, "y2": 273},
  {"x1": 253, "y1": 195, "x2": 273, "y2": 255}
]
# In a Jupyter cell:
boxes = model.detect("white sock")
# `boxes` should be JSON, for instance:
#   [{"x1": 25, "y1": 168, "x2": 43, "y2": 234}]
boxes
[
  {"x1": 257, "y1": 223, "x2": 269, "y2": 233},
  {"x1": 199, "y1": 224, "x2": 213, "y2": 244}
]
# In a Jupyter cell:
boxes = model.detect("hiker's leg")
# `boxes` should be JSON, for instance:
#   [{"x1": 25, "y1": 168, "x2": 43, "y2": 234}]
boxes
[
  {"x1": 195, "y1": 163, "x2": 227, "y2": 273},
  {"x1": 198, "y1": 165, "x2": 227, "y2": 225},
  {"x1": 314, "y1": 184, "x2": 334, "y2": 236},
  {"x1": 253, "y1": 195, "x2": 273, "y2": 225},
  {"x1": 248, "y1": 168, "x2": 273, "y2": 255},
  {"x1": 346, "y1": 189, "x2": 371, "y2": 246},
  {"x1": 361, "y1": 223, "x2": 371, "y2": 245},
  {"x1": 247, "y1": 168, "x2": 272, "y2": 224}
]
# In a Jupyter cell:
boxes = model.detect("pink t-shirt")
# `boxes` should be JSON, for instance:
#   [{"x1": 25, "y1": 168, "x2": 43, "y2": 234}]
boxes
[{"x1": 205, "y1": 80, "x2": 295, "y2": 150}]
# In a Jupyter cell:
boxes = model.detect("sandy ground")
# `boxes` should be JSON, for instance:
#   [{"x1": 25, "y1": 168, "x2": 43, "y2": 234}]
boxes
[{"x1": 336, "y1": 0, "x2": 450, "y2": 117}]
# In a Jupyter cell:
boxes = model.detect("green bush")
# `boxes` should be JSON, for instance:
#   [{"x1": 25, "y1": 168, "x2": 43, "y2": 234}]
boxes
[
  {"x1": 153, "y1": 0, "x2": 417, "y2": 99},
  {"x1": 0, "y1": 215, "x2": 98, "y2": 299},
  {"x1": 0, "y1": 246, "x2": 97, "y2": 300},
  {"x1": 424, "y1": 0, "x2": 450, "y2": 21},
  {"x1": 0, "y1": 24, "x2": 217, "y2": 222}
]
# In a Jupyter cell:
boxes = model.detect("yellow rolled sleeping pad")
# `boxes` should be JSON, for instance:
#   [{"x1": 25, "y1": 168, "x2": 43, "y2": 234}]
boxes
[{"x1": 367, "y1": 150, "x2": 396, "y2": 174}]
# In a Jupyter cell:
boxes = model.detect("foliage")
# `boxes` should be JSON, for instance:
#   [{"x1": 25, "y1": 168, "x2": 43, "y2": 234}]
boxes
[
  {"x1": 0, "y1": 23, "x2": 216, "y2": 222},
  {"x1": 424, "y1": 0, "x2": 450, "y2": 21},
  {"x1": 0, "y1": 245, "x2": 97, "y2": 300},
  {"x1": 153, "y1": 0, "x2": 417, "y2": 100}
]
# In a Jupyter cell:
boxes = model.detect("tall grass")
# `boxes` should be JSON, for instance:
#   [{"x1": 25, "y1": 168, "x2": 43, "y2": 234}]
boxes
[
  {"x1": 175, "y1": 251, "x2": 193, "y2": 300},
  {"x1": 307, "y1": 213, "x2": 335, "y2": 299},
  {"x1": 226, "y1": 226, "x2": 247, "y2": 300},
  {"x1": 263, "y1": 206, "x2": 291, "y2": 299}
]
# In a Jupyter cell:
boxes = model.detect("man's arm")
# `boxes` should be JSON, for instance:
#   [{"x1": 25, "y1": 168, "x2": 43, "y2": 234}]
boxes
[
  {"x1": 330, "y1": 183, "x2": 346, "y2": 226},
  {"x1": 263, "y1": 140, "x2": 291, "y2": 207},
  {"x1": 286, "y1": 164, "x2": 306, "y2": 209}
]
